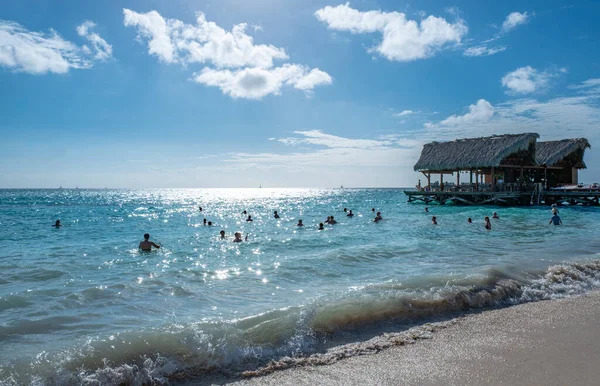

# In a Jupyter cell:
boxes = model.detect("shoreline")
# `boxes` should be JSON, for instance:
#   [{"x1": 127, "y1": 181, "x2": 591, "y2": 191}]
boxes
[{"x1": 228, "y1": 291, "x2": 600, "y2": 386}]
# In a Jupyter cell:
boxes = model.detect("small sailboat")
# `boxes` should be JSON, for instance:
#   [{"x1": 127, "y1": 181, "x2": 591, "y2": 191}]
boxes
[
  {"x1": 259, "y1": 184, "x2": 262, "y2": 188},
  {"x1": 340, "y1": 185, "x2": 344, "y2": 189}
]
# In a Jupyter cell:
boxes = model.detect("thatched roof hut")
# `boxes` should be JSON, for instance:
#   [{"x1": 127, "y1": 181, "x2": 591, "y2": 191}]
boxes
[
  {"x1": 536, "y1": 138, "x2": 591, "y2": 169},
  {"x1": 414, "y1": 133, "x2": 539, "y2": 172}
]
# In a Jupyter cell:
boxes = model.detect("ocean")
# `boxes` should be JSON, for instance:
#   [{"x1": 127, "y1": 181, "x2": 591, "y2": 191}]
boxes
[{"x1": 1, "y1": 188, "x2": 599, "y2": 385}]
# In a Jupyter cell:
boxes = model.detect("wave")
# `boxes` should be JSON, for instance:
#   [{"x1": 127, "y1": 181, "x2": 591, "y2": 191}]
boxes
[{"x1": 2, "y1": 259, "x2": 600, "y2": 385}]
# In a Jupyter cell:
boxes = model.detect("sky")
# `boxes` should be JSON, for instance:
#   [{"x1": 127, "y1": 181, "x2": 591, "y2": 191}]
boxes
[{"x1": 1, "y1": 0, "x2": 599, "y2": 188}]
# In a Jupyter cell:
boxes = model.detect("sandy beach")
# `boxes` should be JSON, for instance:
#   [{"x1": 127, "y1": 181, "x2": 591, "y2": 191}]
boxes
[{"x1": 231, "y1": 292, "x2": 600, "y2": 386}]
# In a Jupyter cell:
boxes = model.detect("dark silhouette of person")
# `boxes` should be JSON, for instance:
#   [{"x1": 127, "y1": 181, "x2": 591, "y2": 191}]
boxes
[{"x1": 139, "y1": 233, "x2": 160, "y2": 251}]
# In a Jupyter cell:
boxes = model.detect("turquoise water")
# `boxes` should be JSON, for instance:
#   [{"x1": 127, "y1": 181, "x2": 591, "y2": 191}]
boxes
[{"x1": 1, "y1": 188, "x2": 600, "y2": 385}]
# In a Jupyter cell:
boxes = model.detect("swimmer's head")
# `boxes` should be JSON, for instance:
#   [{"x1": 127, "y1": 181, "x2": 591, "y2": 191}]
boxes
[
  {"x1": 208, "y1": 221, "x2": 212, "y2": 226},
  {"x1": 144, "y1": 233, "x2": 150, "y2": 240},
  {"x1": 220, "y1": 230, "x2": 225, "y2": 236}
]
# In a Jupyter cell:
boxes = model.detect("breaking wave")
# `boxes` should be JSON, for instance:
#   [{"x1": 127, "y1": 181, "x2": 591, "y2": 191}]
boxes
[{"x1": 2, "y1": 260, "x2": 600, "y2": 385}]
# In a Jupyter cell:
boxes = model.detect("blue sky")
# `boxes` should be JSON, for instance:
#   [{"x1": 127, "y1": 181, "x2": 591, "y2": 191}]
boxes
[{"x1": 1, "y1": 0, "x2": 599, "y2": 188}]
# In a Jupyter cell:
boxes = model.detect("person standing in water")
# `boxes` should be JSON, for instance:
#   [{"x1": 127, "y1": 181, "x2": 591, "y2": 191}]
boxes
[
  {"x1": 274, "y1": 211, "x2": 280, "y2": 219},
  {"x1": 431, "y1": 216, "x2": 437, "y2": 225},
  {"x1": 139, "y1": 233, "x2": 160, "y2": 251},
  {"x1": 219, "y1": 230, "x2": 226, "y2": 239},
  {"x1": 53, "y1": 220, "x2": 62, "y2": 227},
  {"x1": 374, "y1": 212, "x2": 382, "y2": 222},
  {"x1": 549, "y1": 212, "x2": 562, "y2": 225},
  {"x1": 484, "y1": 216, "x2": 492, "y2": 230},
  {"x1": 425, "y1": 207, "x2": 429, "y2": 213},
  {"x1": 318, "y1": 223, "x2": 325, "y2": 230},
  {"x1": 233, "y1": 232, "x2": 243, "y2": 242},
  {"x1": 297, "y1": 219, "x2": 304, "y2": 227},
  {"x1": 246, "y1": 215, "x2": 253, "y2": 222},
  {"x1": 467, "y1": 217, "x2": 472, "y2": 223},
  {"x1": 492, "y1": 212, "x2": 499, "y2": 219},
  {"x1": 329, "y1": 216, "x2": 338, "y2": 224},
  {"x1": 203, "y1": 218, "x2": 207, "y2": 226},
  {"x1": 347, "y1": 210, "x2": 354, "y2": 217}
]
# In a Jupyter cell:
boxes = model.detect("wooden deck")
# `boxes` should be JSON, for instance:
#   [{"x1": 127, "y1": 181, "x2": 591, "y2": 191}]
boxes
[{"x1": 404, "y1": 190, "x2": 600, "y2": 206}]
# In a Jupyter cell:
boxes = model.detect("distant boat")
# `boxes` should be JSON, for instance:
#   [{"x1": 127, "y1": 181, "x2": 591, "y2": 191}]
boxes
[
  {"x1": 340, "y1": 185, "x2": 344, "y2": 189},
  {"x1": 259, "y1": 184, "x2": 262, "y2": 188}
]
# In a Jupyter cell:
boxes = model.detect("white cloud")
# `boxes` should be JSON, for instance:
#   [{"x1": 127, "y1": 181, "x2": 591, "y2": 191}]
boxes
[
  {"x1": 76, "y1": 21, "x2": 112, "y2": 61},
  {"x1": 0, "y1": 20, "x2": 110, "y2": 74},
  {"x1": 394, "y1": 110, "x2": 416, "y2": 117},
  {"x1": 193, "y1": 64, "x2": 332, "y2": 99},
  {"x1": 569, "y1": 78, "x2": 600, "y2": 93},
  {"x1": 123, "y1": 9, "x2": 289, "y2": 69},
  {"x1": 463, "y1": 45, "x2": 506, "y2": 57},
  {"x1": 276, "y1": 130, "x2": 392, "y2": 149},
  {"x1": 224, "y1": 130, "x2": 422, "y2": 183},
  {"x1": 426, "y1": 99, "x2": 494, "y2": 128},
  {"x1": 501, "y1": 66, "x2": 560, "y2": 94},
  {"x1": 314, "y1": 3, "x2": 468, "y2": 61},
  {"x1": 501, "y1": 12, "x2": 529, "y2": 33},
  {"x1": 422, "y1": 87, "x2": 600, "y2": 148},
  {"x1": 123, "y1": 9, "x2": 331, "y2": 99}
]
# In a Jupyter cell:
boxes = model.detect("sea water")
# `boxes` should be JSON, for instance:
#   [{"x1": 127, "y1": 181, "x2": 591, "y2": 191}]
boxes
[{"x1": 1, "y1": 188, "x2": 599, "y2": 384}]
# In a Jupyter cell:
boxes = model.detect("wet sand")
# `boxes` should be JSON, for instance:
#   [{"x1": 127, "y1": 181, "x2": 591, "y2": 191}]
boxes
[{"x1": 232, "y1": 292, "x2": 600, "y2": 385}]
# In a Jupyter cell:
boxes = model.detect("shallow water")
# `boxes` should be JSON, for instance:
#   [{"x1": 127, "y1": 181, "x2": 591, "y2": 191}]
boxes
[{"x1": 1, "y1": 188, "x2": 599, "y2": 385}]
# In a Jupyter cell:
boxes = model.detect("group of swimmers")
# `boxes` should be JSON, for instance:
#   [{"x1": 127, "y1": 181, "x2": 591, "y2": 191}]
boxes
[
  {"x1": 426, "y1": 205, "x2": 563, "y2": 229},
  {"x1": 53, "y1": 203, "x2": 566, "y2": 252}
]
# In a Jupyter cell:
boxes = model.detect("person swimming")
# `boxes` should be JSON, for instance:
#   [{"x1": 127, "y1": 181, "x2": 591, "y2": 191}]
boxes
[
  {"x1": 549, "y1": 213, "x2": 562, "y2": 225},
  {"x1": 246, "y1": 215, "x2": 253, "y2": 222},
  {"x1": 431, "y1": 216, "x2": 437, "y2": 225},
  {"x1": 139, "y1": 233, "x2": 160, "y2": 251},
  {"x1": 347, "y1": 210, "x2": 354, "y2": 217},
  {"x1": 484, "y1": 216, "x2": 492, "y2": 230},
  {"x1": 233, "y1": 232, "x2": 243, "y2": 242},
  {"x1": 467, "y1": 217, "x2": 472, "y2": 223},
  {"x1": 425, "y1": 207, "x2": 429, "y2": 213},
  {"x1": 343, "y1": 208, "x2": 347, "y2": 212},
  {"x1": 274, "y1": 211, "x2": 280, "y2": 219},
  {"x1": 53, "y1": 219, "x2": 62, "y2": 227},
  {"x1": 297, "y1": 219, "x2": 304, "y2": 226},
  {"x1": 329, "y1": 216, "x2": 338, "y2": 225},
  {"x1": 219, "y1": 230, "x2": 226, "y2": 239},
  {"x1": 242, "y1": 210, "x2": 247, "y2": 215},
  {"x1": 203, "y1": 218, "x2": 207, "y2": 225},
  {"x1": 374, "y1": 211, "x2": 382, "y2": 222},
  {"x1": 492, "y1": 212, "x2": 499, "y2": 219},
  {"x1": 199, "y1": 206, "x2": 203, "y2": 212},
  {"x1": 318, "y1": 222, "x2": 324, "y2": 230},
  {"x1": 325, "y1": 216, "x2": 332, "y2": 224},
  {"x1": 207, "y1": 221, "x2": 213, "y2": 226},
  {"x1": 372, "y1": 208, "x2": 375, "y2": 212}
]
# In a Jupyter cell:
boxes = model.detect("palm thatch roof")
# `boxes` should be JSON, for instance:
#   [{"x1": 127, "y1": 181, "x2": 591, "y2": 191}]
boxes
[
  {"x1": 414, "y1": 133, "x2": 539, "y2": 172},
  {"x1": 536, "y1": 138, "x2": 591, "y2": 168}
]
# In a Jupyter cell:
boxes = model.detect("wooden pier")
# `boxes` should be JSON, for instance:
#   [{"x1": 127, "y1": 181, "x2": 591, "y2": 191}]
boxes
[{"x1": 404, "y1": 189, "x2": 600, "y2": 206}]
